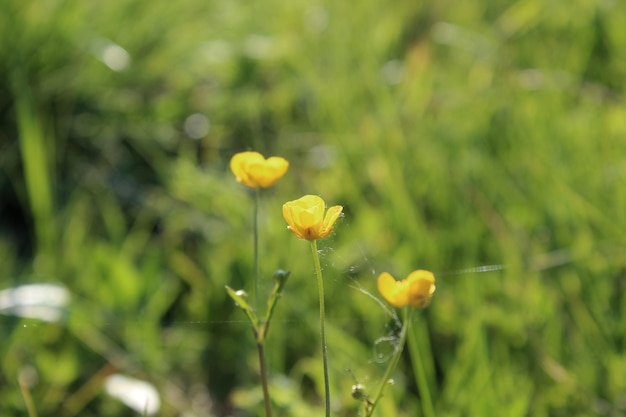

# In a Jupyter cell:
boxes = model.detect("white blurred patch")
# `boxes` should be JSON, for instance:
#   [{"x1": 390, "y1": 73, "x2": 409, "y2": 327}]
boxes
[
  {"x1": 517, "y1": 69, "x2": 573, "y2": 91},
  {"x1": 103, "y1": 44, "x2": 131, "y2": 71},
  {"x1": 243, "y1": 35, "x2": 276, "y2": 60},
  {"x1": 308, "y1": 145, "x2": 336, "y2": 169},
  {"x1": 304, "y1": 6, "x2": 328, "y2": 33},
  {"x1": 201, "y1": 40, "x2": 234, "y2": 64},
  {"x1": 380, "y1": 60, "x2": 404, "y2": 85},
  {"x1": 91, "y1": 37, "x2": 131, "y2": 71},
  {"x1": 0, "y1": 283, "x2": 70, "y2": 322},
  {"x1": 104, "y1": 374, "x2": 161, "y2": 415},
  {"x1": 431, "y1": 22, "x2": 494, "y2": 57},
  {"x1": 18, "y1": 366, "x2": 39, "y2": 389},
  {"x1": 184, "y1": 113, "x2": 210, "y2": 139}
]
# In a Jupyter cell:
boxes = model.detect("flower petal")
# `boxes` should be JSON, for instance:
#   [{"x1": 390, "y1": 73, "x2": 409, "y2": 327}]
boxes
[
  {"x1": 282, "y1": 195, "x2": 340, "y2": 240},
  {"x1": 319, "y1": 205, "x2": 343, "y2": 238},
  {"x1": 230, "y1": 152, "x2": 265, "y2": 187},
  {"x1": 406, "y1": 270, "x2": 436, "y2": 308},
  {"x1": 297, "y1": 195, "x2": 325, "y2": 210},
  {"x1": 230, "y1": 152, "x2": 288, "y2": 188},
  {"x1": 377, "y1": 272, "x2": 408, "y2": 307},
  {"x1": 252, "y1": 157, "x2": 289, "y2": 188},
  {"x1": 378, "y1": 270, "x2": 436, "y2": 309},
  {"x1": 283, "y1": 202, "x2": 306, "y2": 239}
]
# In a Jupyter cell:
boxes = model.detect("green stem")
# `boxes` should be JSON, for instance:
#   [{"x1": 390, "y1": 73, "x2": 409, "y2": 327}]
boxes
[
  {"x1": 252, "y1": 188, "x2": 274, "y2": 416},
  {"x1": 257, "y1": 342, "x2": 273, "y2": 417},
  {"x1": 407, "y1": 319, "x2": 436, "y2": 417},
  {"x1": 253, "y1": 187, "x2": 260, "y2": 310},
  {"x1": 366, "y1": 308, "x2": 411, "y2": 417},
  {"x1": 310, "y1": 240, "x2": 330, "y2": 417},
  {"x1": 18, "y1": 374, "x2": 39, "y2": 417}
]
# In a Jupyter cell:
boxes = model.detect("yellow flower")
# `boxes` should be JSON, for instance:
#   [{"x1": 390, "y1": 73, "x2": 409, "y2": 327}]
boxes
[
  {"x1": 282, "y1": 195, "x2": 343, "y2": 241},
  {"x1": 377, "y1": 270, "x2": 436, "y2": 308},
  {"x1": 230, "y1": 151, "x2": 289, "y2": 188}
]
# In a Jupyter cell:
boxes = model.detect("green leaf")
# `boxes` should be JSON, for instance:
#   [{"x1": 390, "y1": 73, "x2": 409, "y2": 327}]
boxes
[
  {"x1": 225, "y1": 286, "x2": 259, "y2": 331},
  {"x1": 259, "y1": 270, "x2": 290, "y2": 342}
]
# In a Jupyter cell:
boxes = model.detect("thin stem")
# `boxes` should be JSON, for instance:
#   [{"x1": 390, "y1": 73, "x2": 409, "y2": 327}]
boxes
[
  {"x1": 407, "y1": 319, "x2": 436, "y2": 417},
  {"x1": 257, "y1": 342, "x2": 273, "y2": 417},
  {"x1": 253, "y1": 187, "x2": 260, "y2": 310},
  {"x1": 366, "y1": 308, "x2": 411, "y2": 417},
  {"x1": 252, "y1": 188, "x2": 273, "y2": 417},
  {"x1": 310, "y1": 240, "x2": 330, "y2": 417},
  {"x1": 19, "y1": 374, "x2": 38, "y2": 417}
]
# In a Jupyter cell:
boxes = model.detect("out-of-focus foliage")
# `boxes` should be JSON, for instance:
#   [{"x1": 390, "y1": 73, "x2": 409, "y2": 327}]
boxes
[{"x1": 2, "y1": 0, "x2": 626, "y2": 415}]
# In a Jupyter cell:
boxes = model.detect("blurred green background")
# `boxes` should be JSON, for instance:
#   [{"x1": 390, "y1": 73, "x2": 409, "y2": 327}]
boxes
[{"x1": 2, "y1": 0, "x2": 626, "y2": 415}]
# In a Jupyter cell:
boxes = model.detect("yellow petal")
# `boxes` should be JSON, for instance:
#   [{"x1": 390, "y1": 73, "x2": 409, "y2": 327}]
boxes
[
  {"x1": 252, "y1": 157, "x2": 289, "y2": 188},
  {"x1": 377, "y1": 272, "x2": 409, "y2": 307},
  {"x1": 288, "y1": 206, "x2": 310, "y2": 239},
  {"x1": 230, "y1": 152, "x2": 288, "y2": 188},
  {"x1": 378, "y1": 270, "x2": 436, "y2": 309},
  {"x1": 297, "y1": 206, "x2": 322, "y2": 229},
  {"x1": 266, "y1": 157, "x2": 289, "y2": 174},
  {"x1": 282, "y1": 202, "x2": 295, "y2": 227},
  {"x1": 282, "y1": 195, "x2": 340, "y2": 240},
  {"x1": 283, "y1": 199, "x2": 312, "y2": 239},
  {"x1": 283, "y1": 202, "x2": 306, "y2": 239},
  {"x1": 406, "y1": 270, "x2": 436, "y2": 308},
  {"x1": 230, "y1": 152, "x2": 264, "y2": 187},
  {"x1": 282, "y1": 202, "x2": 295, "y2": 225},
  {"x1": 318, "y1": 205, "x2": 343, "y2": 238},
  {"x1": 297, "y1": 195, "x2": 325, "y2": 211}
]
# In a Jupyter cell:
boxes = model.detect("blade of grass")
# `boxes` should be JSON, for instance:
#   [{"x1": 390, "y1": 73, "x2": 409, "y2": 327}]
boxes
[{"x1": 11, "y1": 72, "x2": 55, "y2": 257}]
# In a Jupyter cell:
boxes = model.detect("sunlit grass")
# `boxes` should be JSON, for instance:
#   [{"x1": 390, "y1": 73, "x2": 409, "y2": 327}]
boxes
[{"x1": 2, "y1": 0, "x2": 626, "y2": 415}]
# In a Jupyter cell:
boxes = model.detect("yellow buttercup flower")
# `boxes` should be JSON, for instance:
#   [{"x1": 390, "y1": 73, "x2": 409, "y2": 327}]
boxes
[
  {"x1": 282, "y1": 195, "x2": 343, "y2": 241},
  {"x1": 377, "y1": 270, "x2": 436, "y2": 308},
  {"x1": 230, "y1": 151, "x2": 289, "y2": 188}
]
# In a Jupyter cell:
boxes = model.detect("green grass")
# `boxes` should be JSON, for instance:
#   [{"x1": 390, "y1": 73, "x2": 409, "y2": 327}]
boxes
[{"x1": 2, "y1": 0, "x2": 626, "y2": 415}]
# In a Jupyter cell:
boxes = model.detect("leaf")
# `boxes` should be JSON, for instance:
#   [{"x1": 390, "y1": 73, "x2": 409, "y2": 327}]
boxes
[{"x1": 225, "y1": 286, "x2": 259, "y2": 330}]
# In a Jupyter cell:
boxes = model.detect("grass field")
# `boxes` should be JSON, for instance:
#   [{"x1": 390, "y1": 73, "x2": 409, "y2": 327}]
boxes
[{"x1": 2, "y1": 0, "x2": 626, "y2": 416}]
